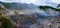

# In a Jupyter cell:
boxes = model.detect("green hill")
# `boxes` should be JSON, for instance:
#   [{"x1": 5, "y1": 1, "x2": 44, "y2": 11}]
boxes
[
  {"x1": 0, "y1": 1, "x2": 11, "y2": 9},
  {"x1": 39, "y1": 6, "x2": 60, "y2": 11}
]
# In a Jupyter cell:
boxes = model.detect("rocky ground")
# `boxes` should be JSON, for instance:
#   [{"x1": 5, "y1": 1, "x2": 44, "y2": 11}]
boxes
[{"x1": 4, "y1": 12, "x2": 60, "y2": 28}]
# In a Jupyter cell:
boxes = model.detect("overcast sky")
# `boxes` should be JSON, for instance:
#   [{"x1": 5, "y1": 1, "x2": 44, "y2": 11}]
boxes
[{"x1": 0, "y1": 0, "x2": 60, "y2": 7}]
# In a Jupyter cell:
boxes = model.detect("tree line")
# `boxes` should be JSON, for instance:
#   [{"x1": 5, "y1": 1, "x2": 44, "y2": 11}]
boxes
[{"x1": 39, "y1": 4, "x2": 60, "y2": 11}]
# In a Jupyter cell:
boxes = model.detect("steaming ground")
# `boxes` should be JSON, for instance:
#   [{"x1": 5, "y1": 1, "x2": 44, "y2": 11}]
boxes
[
  {"x1": 7, "y1": 9, "x2": 60, "y2": 28},
  {"x1": 3, "y1": 3, "x2": 60, "y2": 28},
  {"x1": 7, "y1": 9, "x2": 59, "y2": 16}
]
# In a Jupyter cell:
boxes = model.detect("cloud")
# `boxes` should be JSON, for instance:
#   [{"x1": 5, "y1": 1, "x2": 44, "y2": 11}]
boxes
[
  {"x1": 0, "y1": 0, "x2": 60, "y2": 4},
  {"x1": 51, "y1": 0, "x2": 60, "y2": 4},
  {"x1": 0, "y1": 0, "x2": 60, "y2": 7}
]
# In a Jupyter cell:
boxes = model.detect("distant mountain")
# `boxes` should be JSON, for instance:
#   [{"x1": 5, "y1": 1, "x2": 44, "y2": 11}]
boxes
[{"x1": 0, "y1": 1, "x2": 38, "y2": 10}]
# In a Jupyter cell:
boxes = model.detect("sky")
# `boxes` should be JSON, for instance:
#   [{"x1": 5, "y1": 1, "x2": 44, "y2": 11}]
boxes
[{"x1": 0, "y1": 0, "x2": 60, "y2": 7}]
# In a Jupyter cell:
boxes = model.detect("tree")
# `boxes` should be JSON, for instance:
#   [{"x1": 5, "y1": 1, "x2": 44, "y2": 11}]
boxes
[
  {"x1": 39, "y1": 6, "x2": 56, "y2": 10},
  {"x1": 57, "y1": 4, "x2": 60, "y2": 8},
  {"x1": 54, "y1": 4, "x2": 60, "y2": 11}
]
